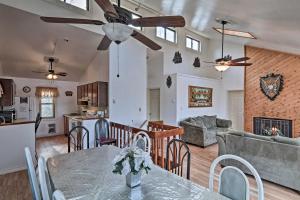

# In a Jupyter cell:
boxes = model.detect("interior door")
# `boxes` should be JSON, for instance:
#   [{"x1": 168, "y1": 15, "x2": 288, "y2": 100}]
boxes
[
  {"x1": 148, "y1": 89, "x2": 160, "y2": 121},
  {"x1": 228, "y1": 90, "x2": 244, "y2": 131}
]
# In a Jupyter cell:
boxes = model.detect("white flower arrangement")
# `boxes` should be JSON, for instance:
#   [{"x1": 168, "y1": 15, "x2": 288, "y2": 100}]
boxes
[{"x1": 112, "y1": 144, "x2": 153, "y2": 176}]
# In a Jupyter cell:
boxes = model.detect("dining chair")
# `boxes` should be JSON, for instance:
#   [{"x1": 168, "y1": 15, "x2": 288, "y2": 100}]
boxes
[
  {"x1": 38, "y1": 156, "x2": 53, "y2": 200},
  {"x1": 24, "y1": 147, "x2": 41, "y2": 200},
  {"x1": 34, "y1": 112, "x2": 42, "y2": 160},
  {"x1": 68, "y1": 125, "x2": 89, "y2": 152},
  {"x1": 165, "y1": 138, "x2": 191, "y2": 180},
  {"x1": 133, "y1": 131, "x2": 151, "y2": 154},
  {"x1": 52, "y1": 190, "x2": 66, "y2": 200},
  {"x1": 95, "y1": 118, "x2": 116, "y2": 147},
  {"x1": 209, "y1": 154, "x2": 264, "y2": 200}
]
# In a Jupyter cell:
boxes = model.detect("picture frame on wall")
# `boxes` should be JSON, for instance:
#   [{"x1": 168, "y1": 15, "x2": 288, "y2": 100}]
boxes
[{"x1": 188, "y1": 86, "x2": 213, "y2": 107}]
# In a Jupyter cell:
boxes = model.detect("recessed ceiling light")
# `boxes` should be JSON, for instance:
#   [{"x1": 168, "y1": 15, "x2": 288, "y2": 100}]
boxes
[{"x1": 213, "y1": 27, "x2": 256, "y2": 39}]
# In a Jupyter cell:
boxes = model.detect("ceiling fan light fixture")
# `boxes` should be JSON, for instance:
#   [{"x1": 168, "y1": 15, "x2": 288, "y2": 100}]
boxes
[
  {"x1": 102, "y1": 23, "x2": 133, "y2": 43},
  {"x1": 215, "y1": 65, "x2": 230, "y2": 72},
  {"x1": 47, "y1": 74, "x2": 53, "y2": 79},
  {"x1": 52, "y1": 74, "x2": 58, "y2": 80}
]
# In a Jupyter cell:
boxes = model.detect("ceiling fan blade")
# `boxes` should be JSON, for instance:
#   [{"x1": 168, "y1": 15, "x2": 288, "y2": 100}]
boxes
[
  {"x1": 130, "y1": 16, "x2": 185, "y2": 27},
  {"x1": 228, "y1": 63, "x2": 253, "y2": 66},
  {"x1": 203, "y1": 61, "x2": 216, "y2": 64},
  {"x1": 230, "y1": 57, "x2": 250, "y2": 63},
  {"x1": 131, "y1": 30, "x2": 161, "y2": 50},
  {"x1": 94, "y1": 0, "x2": 118, "y2": 18},
  {"x1": 40, "y1": 17, "x2": 105, "y2": 25},
  {"x1": 55, "y1": 72, "x2": 68, "y2": 76},
  {"x1": 97, "y1": 35, "x2": 112, "y2": 50},
  {"x1": 32, "y1": 70, "x2": 48, "y2": 74}
]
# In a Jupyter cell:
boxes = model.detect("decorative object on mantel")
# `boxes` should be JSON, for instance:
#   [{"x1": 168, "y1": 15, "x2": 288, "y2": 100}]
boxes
[
  {"x1": 112, "y1": 144, "x2": 153, "y2": 188},
  {"x1": 35, "y1": 87, "x2": 59, "y2": 97},
  {"x1": 188, "y1": 86, "x2": 213, "y2": 107},
  {"x1": 65, "y1": 91, "x2": 73, "y2": 96},
  {"x1": 193, "y1": 57, "x2": 201, "y2": 68},
  {"x1": 166, "y1": 76, "x2": 172, "y2": 88},
  {"x1": 173, "y1": 51, "x2": 182, "y2": 64},
  {"x1": 22, "y1": 86, "x2": 31, "y2": 93},
  {"x1": 260, "y1": 73, "x2": 284, "y2": 101},
  {"x1": 0, "y1": 83, "x2": 4, "y2": 98}
]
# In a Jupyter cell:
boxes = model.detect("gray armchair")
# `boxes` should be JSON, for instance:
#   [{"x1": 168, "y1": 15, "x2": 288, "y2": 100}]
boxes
[{"x1": 179, "y1": 115, "x2": 232, "y2": 147}]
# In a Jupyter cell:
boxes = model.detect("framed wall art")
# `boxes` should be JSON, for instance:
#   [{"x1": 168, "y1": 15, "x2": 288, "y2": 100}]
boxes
[{"x1": 188, "y1": 86, "x2": 213, "y2": 107}]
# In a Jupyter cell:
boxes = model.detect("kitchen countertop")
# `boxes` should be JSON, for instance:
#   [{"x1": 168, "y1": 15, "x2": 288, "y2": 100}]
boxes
[
  {"x1": 0, "y1": 119, "x2": 35, "y2": 127},
  {"x1": 63, "y1": 114, "x2": 108, "y2": 121}
]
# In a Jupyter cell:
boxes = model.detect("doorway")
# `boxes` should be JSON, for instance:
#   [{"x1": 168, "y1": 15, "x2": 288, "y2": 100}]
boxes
[
  {"x1": 228, "y1": 90, "x2": 244, "y2": 131},
  {"x1": 148, "y1": 89, "x2": 160, "y2": 121}
]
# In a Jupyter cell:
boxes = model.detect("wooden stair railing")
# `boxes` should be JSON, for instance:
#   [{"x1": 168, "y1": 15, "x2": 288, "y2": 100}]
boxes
[{"x1": 109, "y1": 121, "x2": 184, "y2": 168}]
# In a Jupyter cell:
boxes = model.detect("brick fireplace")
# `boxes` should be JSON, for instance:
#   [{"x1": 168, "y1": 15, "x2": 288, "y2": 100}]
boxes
[{"x1": 253, "y1": 117, "x2": 292, "y2": 138}]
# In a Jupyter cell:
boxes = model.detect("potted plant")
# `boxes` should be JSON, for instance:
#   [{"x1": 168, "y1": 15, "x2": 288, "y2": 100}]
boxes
[{"x1": 112, "y1": 144, "x2": 153, "y2": 188}]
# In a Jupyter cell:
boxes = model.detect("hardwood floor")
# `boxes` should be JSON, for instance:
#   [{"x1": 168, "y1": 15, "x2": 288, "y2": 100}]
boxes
[{"x1": 0, "y1": 135, "x2": 299, "y2": 200}]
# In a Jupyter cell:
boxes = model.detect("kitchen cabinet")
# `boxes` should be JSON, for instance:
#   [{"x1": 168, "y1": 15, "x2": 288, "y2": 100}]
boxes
[
  {"x1": 0, "y1": 79, "x2": 15, "y2": 106},
  {"x1": 77, "y1": 86, "x2": 82, "y2": 105},
  {"x1": 77, "y1": 81, "x2": 108, "y2": 107}
]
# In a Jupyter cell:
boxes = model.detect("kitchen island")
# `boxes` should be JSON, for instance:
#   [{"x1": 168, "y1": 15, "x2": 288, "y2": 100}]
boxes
[{"x1": 0, "y1": 120, "x2": 35, "y2": 174}]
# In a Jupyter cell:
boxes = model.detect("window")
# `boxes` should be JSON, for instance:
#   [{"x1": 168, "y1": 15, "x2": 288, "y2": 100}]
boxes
[
  {"x1": 129, "y1": 13, "x2": 142, "y2": 31},
  {"x1": 60, "y1": 0, "x2": 89, "y2": 10},
  {"x1": 40, "y1": 97, "x2": 55, "y2": 118},
  {"x1": 186, "y1": 36, "x2": 201, "y2": 52},
  {"x1": 156, "y1": 27, "x2": 177, "y2": 43}
]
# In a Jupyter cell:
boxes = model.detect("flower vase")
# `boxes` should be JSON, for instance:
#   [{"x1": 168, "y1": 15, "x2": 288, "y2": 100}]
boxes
[{"x1": 126, "y1": 172, "x2": 141, "y2": 188}]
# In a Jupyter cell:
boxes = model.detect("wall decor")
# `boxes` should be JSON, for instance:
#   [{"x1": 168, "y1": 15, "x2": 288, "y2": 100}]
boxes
[
  {"x1": 260, "y1": 73, "x2": 284, "y2": 101},
  {"x1": 193, "y1": 57, "x2": 201, "y2": 68},
  {"x1": 166, "y1": 76, "x2": 172, "y2": 88},
  {"x1": 23, "y1": 86, "x2": 31, "y2": 93},
  {"x1": 65, "y1": 91, "x2": 73, "y2": 96},
  {"x1": 173, "y1": 51, "x2": 182, "y2": 64},
  {"x1": 188, "y1": 86, "x2": 213, "y2": 107}
]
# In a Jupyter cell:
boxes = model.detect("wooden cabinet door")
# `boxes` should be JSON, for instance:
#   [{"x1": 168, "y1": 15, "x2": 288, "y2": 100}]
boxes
[
  {"x1": 0, "y1": 79, "x2": 14, "y2": 106},
  {"x1": 83, "y1": 84, "x2": 87, "y2": 99},
  {"x1": 88, "y1": 84, "x2": 93, "y2": 102},
  {"x1": 92, "y1": 82, "x2": 98, "y2": 107},
  {"x1": 77, "y1": 86, "x2": 81, "y2": 105},
  {"x1": 98, "y1": 82, "x2": 108, "y2": 107}
]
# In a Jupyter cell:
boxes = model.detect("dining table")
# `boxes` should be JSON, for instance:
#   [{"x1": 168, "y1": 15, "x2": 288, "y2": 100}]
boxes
[{"x1": 47, "y1": 145, "x2": 230, "y2": 200}]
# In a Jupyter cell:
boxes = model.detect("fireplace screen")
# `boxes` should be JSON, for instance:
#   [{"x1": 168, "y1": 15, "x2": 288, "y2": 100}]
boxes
[{"x1": 253, "y1": 117, "x2": 292, "y2": 138}]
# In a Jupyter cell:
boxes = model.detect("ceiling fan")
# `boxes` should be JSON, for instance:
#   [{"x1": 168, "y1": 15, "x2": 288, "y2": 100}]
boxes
[
  {"x1": 204, "y1": 20, "x2": 252, "y2": 72},
  {"x1": 40, "y1": 0, "x2": 186, "y2": 51},
  {"x1": 32, "y1": 57, "x2": 67, "y2": 80}
]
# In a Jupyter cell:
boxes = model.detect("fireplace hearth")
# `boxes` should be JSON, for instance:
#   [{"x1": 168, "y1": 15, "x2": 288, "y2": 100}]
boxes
[{"x1": 253, "y1": 117, "x2": 292, "y2": 138}]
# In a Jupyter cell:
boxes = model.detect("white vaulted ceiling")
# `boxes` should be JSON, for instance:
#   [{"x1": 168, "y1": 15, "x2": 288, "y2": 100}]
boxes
[
  {"x1": 137, "y1": 0, "x2": 300, "y2": 54},
  {"x1": 0, "y1": 3, "x2": 104, "y2": 81}
]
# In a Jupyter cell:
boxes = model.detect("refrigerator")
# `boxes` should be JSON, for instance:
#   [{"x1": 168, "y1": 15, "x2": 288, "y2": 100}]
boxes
[{"x1": 14, "y1": 96, "x2": 36, "y2": 121}]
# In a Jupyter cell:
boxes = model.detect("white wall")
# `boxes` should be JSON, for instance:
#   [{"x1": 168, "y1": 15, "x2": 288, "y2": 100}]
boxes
[
  {"x1": 0, "y1": 123, "x2": 35, "y2": 174},
  {"x1": 160, "y1": 74, "x2": 177, "y2": 125},
  {"x1": 109, "y1": 39, "x2": 147, "y2": 127},
  {"x1": 1, "y1": 76, "x2": 79, "y2": 137},
  {"x1": 80, "y1": 50, "x2": 109, "y2": 84},
  {"x1": 176, "y1": 73, "x2": 225, "y2": 123}
]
